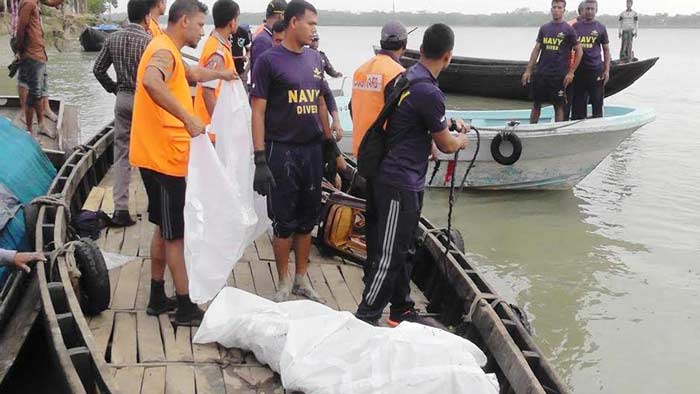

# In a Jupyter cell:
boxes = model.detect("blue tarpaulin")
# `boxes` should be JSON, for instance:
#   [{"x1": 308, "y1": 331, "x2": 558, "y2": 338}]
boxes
[{"x1": 0, "y1": 116, "x2": 57, "y2": 283}]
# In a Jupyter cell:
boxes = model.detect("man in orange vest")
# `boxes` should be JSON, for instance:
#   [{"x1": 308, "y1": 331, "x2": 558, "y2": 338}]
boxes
[
  {"x1": 350, "y1": 21, "x2": 408, "y2": 157},
  {"x1": 130, "y1": 0, "x2": 236, "y2": 326},
  {"x1": 146, "y1": 0, "x2": 166, "y2": 37},
  {"x1": 193, "y1": 0, "x2": 239, "y2": 131}
]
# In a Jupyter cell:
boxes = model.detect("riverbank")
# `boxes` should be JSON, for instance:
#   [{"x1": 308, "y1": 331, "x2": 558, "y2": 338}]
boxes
[{"x1": 1, "y1": 11, "x2": 103, "y2": 42}]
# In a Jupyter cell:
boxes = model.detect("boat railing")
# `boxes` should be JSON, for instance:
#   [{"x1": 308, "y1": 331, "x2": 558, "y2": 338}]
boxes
[
  {"x1": 414, "y1": 218, "x2": 571, "y2": 394},
  {"x1": 32, "y1": 123, "x2": 116, "y2": 394}
]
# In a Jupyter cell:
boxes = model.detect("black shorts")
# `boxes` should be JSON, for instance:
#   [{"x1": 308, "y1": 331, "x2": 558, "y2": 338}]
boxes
[
  {"x1": 530, "y1": 74, "x2": 568, "y2": 106},
  {"x1": 140, "y1": 168, "x2": 186, "y2": 240},
  {"x1": 266, "y1": 141, "x2": 323, "y2": 238}
]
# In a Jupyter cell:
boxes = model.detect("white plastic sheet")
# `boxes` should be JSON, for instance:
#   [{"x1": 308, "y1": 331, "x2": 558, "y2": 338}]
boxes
[
  {"x1": 184, "y1": 80, "x2": 270, "y2": 304},
  {"x1": 193, "y1": 288, "x2": 499, "y2": 394}
]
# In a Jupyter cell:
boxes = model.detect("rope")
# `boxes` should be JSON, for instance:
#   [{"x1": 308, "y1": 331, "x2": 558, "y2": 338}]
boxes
[
  {"x1": 30, "y1": 193, "x2": 71, "y2": 223},
  {"x1": 457, "y1": 126, "x2": 481, "y2": 195},
  {"x1": 47, "y1": 240, "x2": 82, "y2": 282},
  {"x1": 443, "y1": 150, "x2": 459, "y2": 263},
  {"x1": 466, "y1": 293, "x2": 507, "y2": 323}
]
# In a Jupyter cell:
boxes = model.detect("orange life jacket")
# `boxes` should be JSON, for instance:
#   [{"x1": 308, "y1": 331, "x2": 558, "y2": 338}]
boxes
[
  {"x1": 130, "y1": 34, "x2": 193, "y2": 177},
  {"x1": 350, "y1": 53, "x2": 405, "y2": 157},
  {"x1": 148, "y1": 16, "x2": 164, "y2": 37},
  {"x1": 193, "y1": 33, "x2": 236, "y2": 140}
]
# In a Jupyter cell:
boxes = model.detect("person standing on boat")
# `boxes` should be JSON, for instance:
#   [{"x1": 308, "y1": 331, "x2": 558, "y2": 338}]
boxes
[
  {"x1": 193, "y1": 0, "x2": 239, "y2": 133},
  {"x1": 13, "y1": 0, "x2": 62, "y2": 138},
  {"x1": 522, "y1": 0, "x2": 582, "y2": 124},
  {"x1": 309, "y1": 33, "x2": 342, "y2": 79},
  {"x1": 10, "y1": 0, "x2": 61, "y2": 132},
  {"x1": 618, "y1": 0, "x2": 638, "y2": 63},
  {"x1": 229, "y1": 23, "x2": 251, "y2": 84},
  {"x1": 271, "y1": 20, "x2": 286, "y2": 46},
  {"x1": 129, "y1": 0, "x2": 237, "y2": 325},
  {"x1": 93, "y1": 0, "x2": 152, "y2": 227},
  {"x1": 0, "y1": 248, "x2": 45, "y2": 273},
  {"x1": 146, "y1": 0, "x2": 167, "y2": 37},
  {"x1": 563, "y1": 1, "x2": 585, "y2": 121},
  {"x1": 355, "y1": 24, "x2": 469, "y2": 327},
  {"x1": 251, "y1": 0, "x2": 334, "y2": 303},
  {"x1": 572, "y1": 0, "x2": 610, "y2": 120},
  {"x1": 249, "y1": 0, "x2": 287, "y2": 80},
  {"x1": 252, "y1": 0, "x2": 286, "y2": 39},
  {"x1": 350, "y1": 20, "x2": 407, "y2": 157}
]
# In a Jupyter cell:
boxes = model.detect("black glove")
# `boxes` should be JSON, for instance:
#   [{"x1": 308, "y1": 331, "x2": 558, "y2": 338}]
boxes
[
  {"x1": 253, "y1": 150, "x2": 276, "y2": 196},
  {"x1": 323, "y1": 139, "x2": 340, "y2": 182}
]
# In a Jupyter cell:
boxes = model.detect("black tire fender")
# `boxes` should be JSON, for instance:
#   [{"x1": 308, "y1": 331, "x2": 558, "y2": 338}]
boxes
[
  {"x1": 73, "y1": 238, "x2": 110, "y2": 316},
  {"x1": 490, "y1": 131, "x2": 522, "y2": 166}
]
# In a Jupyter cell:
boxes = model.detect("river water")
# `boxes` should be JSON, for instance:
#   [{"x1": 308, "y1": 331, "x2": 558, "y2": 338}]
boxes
[{"x1": 2, "y1": 26, "x2": 699, "y2": 393}]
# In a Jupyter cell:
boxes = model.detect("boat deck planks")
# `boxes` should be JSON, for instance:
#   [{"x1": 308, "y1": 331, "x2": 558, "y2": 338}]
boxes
[
  {"x1": 141, "y1": 367, "x2": 167, "y2": 394},
  {"x1": 114, "y1": 366, "x2": 145, "y2": 394},
  {"x1": 112, "y1": 312, "x2": 138, "y2": 365},
  {"x1": 85, "y1": 168, "x2": 395, "y2": 393},
  {"x1": 136, "y1": 311, "x2": 166, "y2": 363}
]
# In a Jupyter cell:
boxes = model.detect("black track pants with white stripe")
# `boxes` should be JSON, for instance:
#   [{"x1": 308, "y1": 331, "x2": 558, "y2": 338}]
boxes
[{"x1": 356, "y1": 181, "x2": 421, "y2": 322}]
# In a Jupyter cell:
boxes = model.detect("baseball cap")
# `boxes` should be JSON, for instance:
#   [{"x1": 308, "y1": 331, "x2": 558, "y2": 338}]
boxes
[
  {"x1": 266, "y1": 0, "x2": 287, "y2": 18},
  {"x1": 381, "y1": 20, "x2": 408, "y2": 43}
]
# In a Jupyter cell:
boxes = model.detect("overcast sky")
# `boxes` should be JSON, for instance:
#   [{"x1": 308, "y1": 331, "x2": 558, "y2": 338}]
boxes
[{"x1": 115, "y1": 0, "x2": 699, "y2": 16}]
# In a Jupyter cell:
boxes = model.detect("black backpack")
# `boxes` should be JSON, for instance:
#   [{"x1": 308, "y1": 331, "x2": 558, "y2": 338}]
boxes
[{"x1": 356, "y1": 73, "x2": 431, "y2": 178}]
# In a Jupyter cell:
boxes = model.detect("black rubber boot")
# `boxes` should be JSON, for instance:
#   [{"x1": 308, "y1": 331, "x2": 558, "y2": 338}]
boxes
[
  {"x1": 174, "y1": 294, "x2": 205, "y2": 327},
  {"x1": 110, "y1": 210, "x2": 136, "y2": 227},
  {"x1": 146, "y1": 280, "x2": 177, "y2": 316}
]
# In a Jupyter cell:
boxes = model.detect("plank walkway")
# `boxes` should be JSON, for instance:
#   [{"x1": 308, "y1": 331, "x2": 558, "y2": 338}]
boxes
[{"x1": 84, "y1": 168, "x2": 428, "y2": 394}]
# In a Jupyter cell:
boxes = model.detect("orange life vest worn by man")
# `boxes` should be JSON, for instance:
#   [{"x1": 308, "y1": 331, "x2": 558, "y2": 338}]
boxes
[
  {"x1": 130, "y1": 0, "x2": 236, "y2": 326},
  {"x1": 193, "y1": 0, "x2": 239, "y2": 140},
  {"x1": 146, "y1": 0, "x2": 166, "y2": 37},
  {"x1": 350, "y1": 21, "x2": 407, "y2": 157}
]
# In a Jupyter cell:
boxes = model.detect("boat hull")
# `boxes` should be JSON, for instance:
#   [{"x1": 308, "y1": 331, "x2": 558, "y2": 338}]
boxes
[
  {"x1": 378, "y1": 48, "x2": 659, "y2": 99},
  {"x1": 336, "y1": 101, "x2": 655, "y2": 190},
  {"x1": 79, "y1": 27, "x2": 108, "y2": 52}
]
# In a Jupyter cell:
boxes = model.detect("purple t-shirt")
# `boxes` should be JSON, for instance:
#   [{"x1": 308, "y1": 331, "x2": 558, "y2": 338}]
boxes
[
  {"x1": 251, "y1": 45, "x2": 328, "y2": 144},
  {"x1": 573, "y1": 20, "x2": 609, "y2": 71},
  {"x1": 535, "y1": 21, "x2": 579, "y2": 76},
  {"x1": 250, "y1": 26, "x2": 272, "y2": 80},
  {"x1": 378, "y1": 63, "x2": 448, "y2": 192}
]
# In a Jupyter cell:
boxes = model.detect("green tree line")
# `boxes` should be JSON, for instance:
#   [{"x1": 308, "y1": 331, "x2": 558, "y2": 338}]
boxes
[{"x1": 102, "y1": 9, "x2": 700, "y2": 28}]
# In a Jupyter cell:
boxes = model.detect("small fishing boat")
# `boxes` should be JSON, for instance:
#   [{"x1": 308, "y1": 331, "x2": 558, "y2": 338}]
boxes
[
  {"x1": 79, "y1": 24, "x2": 120, "y2": 52},
  {"x1": 1, "y1": 105, "x2": 571, "y2": 392},
  {"x1": 336, "y1": 97, "x2": 655, "y2": 190},
  {"x1": 377, "y1": 47, "x2": 659, "y2": 99}
]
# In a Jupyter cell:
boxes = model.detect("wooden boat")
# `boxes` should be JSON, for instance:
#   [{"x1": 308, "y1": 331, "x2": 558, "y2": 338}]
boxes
[
  {"x1": 79, "y1": 25, "x2": 120, "y2": 52},
  {"x1": 0, "y1": 97, "x2": 80, "y2": 392},
  {"x1": 375, "y1": 47, "x2": 659, "y2": 99},
  {"x1": 335, "y1": 97, "x2": 655, "y2": 190},
  {"x1": 2, "y1": 112, "x2": 571, "y2": 393}
]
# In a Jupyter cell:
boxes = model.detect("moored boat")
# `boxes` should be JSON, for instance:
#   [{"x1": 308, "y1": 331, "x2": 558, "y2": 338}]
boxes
[
  {"x1": 79, "y1": 25, "x2": 120, "y2": 52},
  {"x1": 376, "y1": 47, "x2": 659, "y2": 99},
  {"x1": 336, "y1": 96, "x2": 655, "y2": 190}
]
